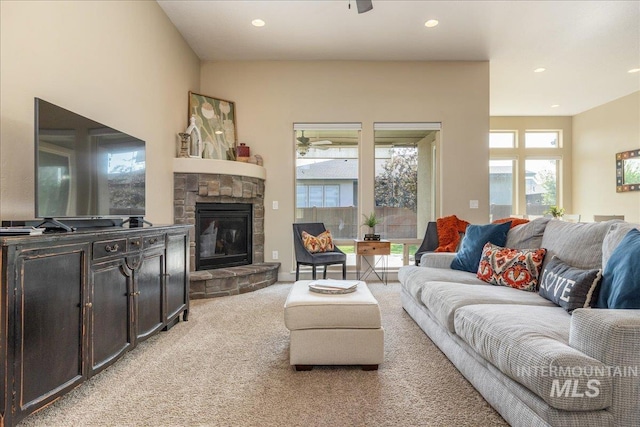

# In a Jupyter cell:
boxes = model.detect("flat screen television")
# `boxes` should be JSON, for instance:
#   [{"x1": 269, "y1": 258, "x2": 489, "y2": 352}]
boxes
[{"x1": 35, "y1": 98, "x2": 146, "y2": 227}]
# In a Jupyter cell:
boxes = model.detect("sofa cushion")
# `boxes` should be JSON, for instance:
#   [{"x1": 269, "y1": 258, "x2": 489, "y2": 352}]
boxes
[
  {"x1": 454, "y1": 305, "x2": 612, "y2": 411},
  {"x1": 451, "y1": 221, "x2": 512, "y2": 273},
  {"x1": 419, "y1": 252, "x2": 458, "y2": 269},
  {"x1": 540, "y1": 220, "x2": 613, "y2": 271},
  {"x1": 477, "y1": 243, "x2": 547, "y2": 291},
  {"x1": 420, "y1": 281, "x2": 556, "y2": 333},
  {"x1": 602, "y1": 221, "x2": 640, "y2": 270},
  {"x1": 596, "y1": 228, "x2": 640, "y2": 309},
  {"x1": 538, "y1": 256, "x2": 602, "y2": 312},
  {"x1": 505, "y1": 217, "x2": 550, "y2": 249},
  {"x1": 398, "y1": 266, "x2": 487, "y2": 302}
]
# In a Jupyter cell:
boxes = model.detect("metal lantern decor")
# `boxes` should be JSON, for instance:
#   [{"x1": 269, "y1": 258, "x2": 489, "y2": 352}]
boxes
[{"x1": 181, "y1": 115, "x2": 202, "y2": 158}]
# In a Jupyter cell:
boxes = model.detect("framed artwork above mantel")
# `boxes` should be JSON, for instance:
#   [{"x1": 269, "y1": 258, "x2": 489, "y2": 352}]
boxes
[
  {"x1": 616, "y1": 148, "x2": 640, "y2": 192},
  {"x1": 188, "y1": 91, "x2": 237, "y2": 160}
]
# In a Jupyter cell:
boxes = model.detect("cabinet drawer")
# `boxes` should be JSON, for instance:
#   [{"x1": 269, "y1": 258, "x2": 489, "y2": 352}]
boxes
[
  {"x1": 93, "y1": 238, "x2": 127, "y2": 260},
  {"x1": 143, "y1": 234, "x2": 164, "y2": 250},
  {"x1": 128, "y1": 237, "x2": 142, "y2": 251},
  {"x1": 356, "y1": 241, "x2": 391, "y2": 255}
]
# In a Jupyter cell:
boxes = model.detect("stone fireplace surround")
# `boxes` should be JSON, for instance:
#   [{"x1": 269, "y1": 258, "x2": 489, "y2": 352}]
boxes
[{"x1": 173, "y1": 159, "x2": 279, "y2": 299}]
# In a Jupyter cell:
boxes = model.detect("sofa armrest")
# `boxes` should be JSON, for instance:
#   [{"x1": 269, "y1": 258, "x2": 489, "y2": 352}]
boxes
[
  {"x1": 419, "y1": 252, "x2": 457, "y2": 269},
  {"x1": 569, "y1": 309, "x2": 640, "y2": 363},
  {"x1": 569, "y1": 309, "x2": 640, "y2": 426}
]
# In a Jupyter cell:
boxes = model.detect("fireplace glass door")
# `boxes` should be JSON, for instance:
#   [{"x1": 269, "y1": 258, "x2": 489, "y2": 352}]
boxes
[{"x1": 196, "y1": 203, "x2": 252, "y2": 270}]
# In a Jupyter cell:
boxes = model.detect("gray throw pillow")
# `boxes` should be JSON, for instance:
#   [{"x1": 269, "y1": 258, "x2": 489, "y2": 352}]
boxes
[
  {"x1": 540, "y1": 220, "x2": 613, "y2": 271},
  {"x1": 505, "y1": 217, "x2": 550, "y2": 249},
  {"x1": 538, "y1": 256, "x2": 602, "y2": 313}
]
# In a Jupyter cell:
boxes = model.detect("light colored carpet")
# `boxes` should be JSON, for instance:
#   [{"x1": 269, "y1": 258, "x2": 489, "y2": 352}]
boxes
[{"x1": 21, "y1": 282, "x2": 507, "y2": 426}]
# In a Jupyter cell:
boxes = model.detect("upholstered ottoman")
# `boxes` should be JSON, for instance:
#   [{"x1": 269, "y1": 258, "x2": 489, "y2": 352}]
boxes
[{"x1": 284, "y1": 280, "x2": 384, "y2": 371}]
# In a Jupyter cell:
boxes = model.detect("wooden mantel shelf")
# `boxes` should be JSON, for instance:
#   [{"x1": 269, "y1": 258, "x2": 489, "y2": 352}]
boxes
[{"x1": 173, "y1": 158, "x2": 266, "y2": 180}]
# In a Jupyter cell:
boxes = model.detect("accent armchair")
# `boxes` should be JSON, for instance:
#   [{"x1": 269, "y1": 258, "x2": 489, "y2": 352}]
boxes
[
  {"x1": 413, "y1": 221, "x2": 438, "y2": 266},
  {"x1": 292, "y1": 223, "x2": 347, "y2": 280}
]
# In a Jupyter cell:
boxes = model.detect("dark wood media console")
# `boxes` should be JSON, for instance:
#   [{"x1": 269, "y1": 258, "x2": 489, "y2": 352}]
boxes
[{"x1": 0, "y1": 224, "x2": 191, "y2": 426}]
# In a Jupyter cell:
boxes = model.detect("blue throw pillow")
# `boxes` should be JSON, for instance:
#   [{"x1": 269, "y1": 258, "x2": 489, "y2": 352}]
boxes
[
  {"x1": 451, "y1": 221, "x2": 512, "y2": 273},
  {"x1": 596, "y1": 228, "x2": 640, "y2": 309}
]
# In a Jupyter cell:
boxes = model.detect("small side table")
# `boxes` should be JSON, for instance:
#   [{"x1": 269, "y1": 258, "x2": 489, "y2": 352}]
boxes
[{"x1": 355, "y1": 239, "x2": 391, "y2": 285}]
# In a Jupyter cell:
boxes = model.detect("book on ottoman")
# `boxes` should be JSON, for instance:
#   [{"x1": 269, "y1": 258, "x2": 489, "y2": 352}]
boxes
[{"x1": 309, "y1": 280, "x2": 360, "y2": 294}]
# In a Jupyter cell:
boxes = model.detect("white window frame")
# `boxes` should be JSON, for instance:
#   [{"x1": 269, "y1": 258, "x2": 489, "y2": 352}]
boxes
[{"x1": 490, "y1": 129, "x2": 564, "y2": 217}]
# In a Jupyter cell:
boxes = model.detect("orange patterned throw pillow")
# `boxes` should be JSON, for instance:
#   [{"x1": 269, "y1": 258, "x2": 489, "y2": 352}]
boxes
[
  {"x1": 477, "y1": 243, "x2": 547, "y2": 291},
  {"x1": 301, "y1": 230, "x2": 335, "y2": 253}
]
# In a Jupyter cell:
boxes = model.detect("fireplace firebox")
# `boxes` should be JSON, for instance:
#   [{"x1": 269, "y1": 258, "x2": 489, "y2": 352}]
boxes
[{"x1": 196, "y1": 203, "x2": 252, "y2": 270}]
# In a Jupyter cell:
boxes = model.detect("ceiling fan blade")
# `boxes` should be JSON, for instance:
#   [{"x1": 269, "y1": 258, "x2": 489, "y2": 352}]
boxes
[
  {"x1": 356, "y1": 0, "x2": 373, "y2": 14},
  {"x1": 311, "y1": 140, "x2": 332, "y2": 146}
]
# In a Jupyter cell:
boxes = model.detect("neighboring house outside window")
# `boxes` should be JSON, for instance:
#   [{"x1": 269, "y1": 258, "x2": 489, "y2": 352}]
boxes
[{"x1": 295, "y1": 159, "x2": 356, "y2": 208}]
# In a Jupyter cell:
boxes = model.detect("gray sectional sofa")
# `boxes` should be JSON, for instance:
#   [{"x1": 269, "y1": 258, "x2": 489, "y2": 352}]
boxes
[{"x1": 398, "y1": 218, "x2": 640, "y2": 427}]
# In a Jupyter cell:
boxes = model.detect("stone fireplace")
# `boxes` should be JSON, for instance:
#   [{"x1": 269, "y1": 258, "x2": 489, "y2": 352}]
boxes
[{"x1": 173, "y1": 158, "x2": 279, "y2": 298}]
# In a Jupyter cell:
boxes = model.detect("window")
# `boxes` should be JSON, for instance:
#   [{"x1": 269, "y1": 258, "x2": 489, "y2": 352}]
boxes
[
  {"x1": 489, "y1": 132, "x2": 516, "y2": 148},
  {"x1": 489, "y1": 159, "x2": 515, "y2": 219},
  {"x1": 373, "y1": 123, "x2": 440, "y2": 266},
  {"x1": 296, "y1": 184, "x2": 340, "y2": 208},
  {"x1": 525, "y1": 159, "x2": 558, "y2": 215},
  {"x1": 525, "y1": 131, "x2": 559, "y2": 148},
  {"x1": 490, "y1": 129, "x2": 563, "y2": 219},
  {"x1": 374, "y1": 123, "x2": 440, "y2": 241},
  {"x1": 294, "y1": 123, "x2": 360, "y2": 240}
]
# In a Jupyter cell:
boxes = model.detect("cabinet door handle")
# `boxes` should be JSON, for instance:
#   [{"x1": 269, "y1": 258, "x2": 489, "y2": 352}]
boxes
[
  {"x1": 129, "y1": 291, "x2": 141, "y2": 296},
  {"x1": 149, "y1": 238, "x2": 158, "y2": 244},
  {"x1": 105, "y1": 243, "x2": 119, "y2": 253},
  {"x1": 131, "y1": 240, "x2": 141, "y2": 246},
  {"x1": 85, "y1": 302, "x2": 93, "y2": 308}
]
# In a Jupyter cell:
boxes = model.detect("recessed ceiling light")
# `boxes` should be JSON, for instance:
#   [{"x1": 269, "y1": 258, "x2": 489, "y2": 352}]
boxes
[
  {"x1": 534, "y1": 68, "x2": 546, "y2": 73},
  {"x1": 628, "y1": 68, "x2": 640, "y2": 73},
  {"x1": 424, "y1": 19, "x2": 439, "y2": 28},
  {"x1": 551, "y1": 104, "x2": 560, "y2": 108},
  {"x1": 251, "y1": 19, "x2": 265, "y2": 27}
]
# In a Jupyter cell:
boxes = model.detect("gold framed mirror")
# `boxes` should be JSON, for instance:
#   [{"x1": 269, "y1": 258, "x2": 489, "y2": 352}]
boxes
[{"x1": 616, "y1": 149, "x2": 640, "y2": 192}]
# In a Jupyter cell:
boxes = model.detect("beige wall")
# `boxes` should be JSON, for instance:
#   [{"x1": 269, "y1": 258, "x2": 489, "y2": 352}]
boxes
[
  {"x1": 489, "y1": 116, "x2": 574, "y2": 214},
  {"x1": 0, "y1": 1, "x2": 200, "y2": 223},
  {"x1": 573, "y1": 92, "x2": 640, "y2": 223},
  {"x1": 200, "y1": 61, "x2": 490, "y2": 278}
]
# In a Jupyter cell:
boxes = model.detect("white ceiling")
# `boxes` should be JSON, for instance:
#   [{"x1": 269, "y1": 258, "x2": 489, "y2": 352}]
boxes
[{"x1": 158, "y1": 0, "x2": 640, "y2": 116}]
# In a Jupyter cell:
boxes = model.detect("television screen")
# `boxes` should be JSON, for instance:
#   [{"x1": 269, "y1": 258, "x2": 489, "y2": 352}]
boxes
[{"x1": 35, "y1": 98, "x2": 145, "y2": 219}]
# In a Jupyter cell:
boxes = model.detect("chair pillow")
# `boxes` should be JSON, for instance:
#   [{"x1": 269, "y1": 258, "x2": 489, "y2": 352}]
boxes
[
  {"x1": 539, "y1": 256, "x2": 602, "y2": 312},
  {"x1": 451, "y1": 221, "x2": 512, "y2": 273},
  {"x1": 477, "y1": 243, "x2": 547, "y2": 291},
  {"x1": 596, "y1": 228, "x2": 640, "y2": 309},
  {"x1": 301, "y1": 230, "x2": 334, "y2": 253}
]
